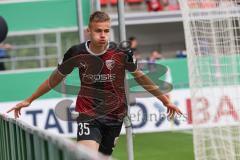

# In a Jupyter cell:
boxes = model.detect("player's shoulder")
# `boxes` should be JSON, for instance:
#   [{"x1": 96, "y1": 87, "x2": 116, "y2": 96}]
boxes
[
  {"x1": 68, "y1": 42, "x2": 87, "y2": 54},
  {"x1": 108, "y1": 41, "x2": 124, "y2": 54},
  {"x1": 108, "y1": 41, "x2": 117, "y2": 49},
  {"x1": 66, "y1": 42, "x2": 87, "y2": 56}
]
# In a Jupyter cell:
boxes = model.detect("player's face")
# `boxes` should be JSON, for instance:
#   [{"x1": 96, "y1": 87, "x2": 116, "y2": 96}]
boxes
[{"x1": 88, "y1": 21, "x2": 110, "y2": 47}]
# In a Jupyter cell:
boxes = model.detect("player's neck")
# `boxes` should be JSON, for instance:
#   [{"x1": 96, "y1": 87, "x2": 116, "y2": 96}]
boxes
[{"x1": 89, "y1": 41, "x2": 107, "y2": 55}]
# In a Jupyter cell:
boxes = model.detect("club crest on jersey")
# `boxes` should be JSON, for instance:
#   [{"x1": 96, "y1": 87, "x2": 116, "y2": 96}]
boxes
[{"x1": 105, "y1": 59, "x2": 115, "y2": 70}]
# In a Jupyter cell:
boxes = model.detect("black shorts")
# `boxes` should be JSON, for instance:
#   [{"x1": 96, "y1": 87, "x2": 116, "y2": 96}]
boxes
[{"x1": 76, "y1": 117, "x2": 123, "y2": 155}]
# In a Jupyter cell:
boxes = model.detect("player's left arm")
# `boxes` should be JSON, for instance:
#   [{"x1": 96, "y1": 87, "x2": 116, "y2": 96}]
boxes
[{"x1": 131, "y1": 69, "x2": 182, "y2": 118}]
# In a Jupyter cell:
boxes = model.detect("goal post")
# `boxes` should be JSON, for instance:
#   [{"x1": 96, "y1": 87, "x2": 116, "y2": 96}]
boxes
[{"x1": 178, "y1": 0, "x2": 240, "y2": 160}]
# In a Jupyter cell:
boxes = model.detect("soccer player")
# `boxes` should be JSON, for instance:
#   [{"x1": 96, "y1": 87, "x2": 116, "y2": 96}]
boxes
[{"x1": 7, "y1": 11, "x2": 182, "y2": 158}]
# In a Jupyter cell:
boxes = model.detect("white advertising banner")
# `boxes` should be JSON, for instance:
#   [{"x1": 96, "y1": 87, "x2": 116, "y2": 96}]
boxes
[
  {"x1": 1, "y1": 89, "x2": 193, "y2": 137},
  {"x1": 190, "y1": 86, "x2": 240, "y2": 128}
]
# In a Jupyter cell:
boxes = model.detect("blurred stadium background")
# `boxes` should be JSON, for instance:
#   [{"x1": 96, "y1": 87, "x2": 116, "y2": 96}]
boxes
[{"x1": 1, "y1": 0, "x2": 240, "y2": 160}]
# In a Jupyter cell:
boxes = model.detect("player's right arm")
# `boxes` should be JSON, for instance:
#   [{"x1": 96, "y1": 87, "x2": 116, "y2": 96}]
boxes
[
  {"x1": 6, "y1": 45, "x2": 78, "y2": 118},
  {"x1": 6, "y1": 70, "x2": 65, "y2": 118}
]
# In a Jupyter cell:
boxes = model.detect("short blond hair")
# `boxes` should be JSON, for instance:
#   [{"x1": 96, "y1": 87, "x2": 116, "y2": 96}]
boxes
[{"x1": 89, "y1": 11, "x2": 110, "y2": 27}]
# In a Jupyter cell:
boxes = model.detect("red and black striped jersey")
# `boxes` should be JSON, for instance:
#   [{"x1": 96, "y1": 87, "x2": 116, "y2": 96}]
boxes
[{"x1": 58, "y1": 41, "x2": 137, "y2": 121}]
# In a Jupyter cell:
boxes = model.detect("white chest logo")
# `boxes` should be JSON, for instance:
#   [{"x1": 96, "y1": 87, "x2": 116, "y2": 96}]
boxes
[{"x1": 105, "y1": 60, "x2": 115, "y2": 70}]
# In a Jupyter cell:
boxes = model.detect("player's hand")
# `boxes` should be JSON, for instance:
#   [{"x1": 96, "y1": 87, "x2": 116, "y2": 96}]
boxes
[
  {"x1": 6, "y1": 100, "x2": 31, "y2": 119},
  {"x1": 165, "y1": 103, "x2": 182, "y2": 119}
]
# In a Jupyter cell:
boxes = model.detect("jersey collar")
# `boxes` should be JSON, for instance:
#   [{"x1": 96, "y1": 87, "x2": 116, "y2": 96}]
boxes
[{"x1": 85, "y1": 40, "x2": 109, "y2": 56}]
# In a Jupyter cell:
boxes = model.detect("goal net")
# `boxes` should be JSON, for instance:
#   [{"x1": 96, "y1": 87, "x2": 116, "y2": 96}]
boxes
[{"x1": 178, "y1": 0, "x2": 240, "y2": 160}]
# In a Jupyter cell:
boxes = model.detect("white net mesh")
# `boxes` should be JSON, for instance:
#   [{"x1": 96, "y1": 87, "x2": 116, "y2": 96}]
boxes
[{"x1": 179, "y1": 0, "x2": 240, "y2": 160}]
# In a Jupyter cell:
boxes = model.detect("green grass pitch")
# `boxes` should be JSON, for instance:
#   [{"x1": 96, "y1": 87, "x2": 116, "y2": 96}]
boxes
[{"x1": 112, "y1": 131, "x2": 194, "y2": 160}]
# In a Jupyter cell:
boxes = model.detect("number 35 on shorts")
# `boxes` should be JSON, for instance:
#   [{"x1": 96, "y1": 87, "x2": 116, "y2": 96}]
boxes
[{"x1": 78, "y1": 122, "x2": 90, "y2": 136}]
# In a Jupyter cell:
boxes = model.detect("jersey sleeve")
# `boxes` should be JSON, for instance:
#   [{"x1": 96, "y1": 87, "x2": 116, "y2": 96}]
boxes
[
  {"x1": 57, "y1": 45, "x2": 79, "y2": 76},
  {"x1": 124, "y1": 49, "x2": 137, "y2": 72}
]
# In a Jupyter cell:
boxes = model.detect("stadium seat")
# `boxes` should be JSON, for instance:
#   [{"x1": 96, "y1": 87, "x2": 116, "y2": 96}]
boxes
[
  {"x1": 100, "y1": 0, "x2": 108, "y2": 6},
  {"x1": 146, "y1": 0, "x2": 164, "y2": 12},
  {"x1": 110, "y1": 0, "x2": 117, "y2": 5},
  {"x1": 126, "y1": 0, "x2": 144, "y2": 4}
]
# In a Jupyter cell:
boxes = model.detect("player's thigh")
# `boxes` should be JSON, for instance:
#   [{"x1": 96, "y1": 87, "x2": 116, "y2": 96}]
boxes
[
  {"x1": 78, "y1": 140, "x2": 99, "y2": 151},
  {"x1": 98, "y1": 124, "x2": 122, "y2": 155},
  {"x1": 77, "y1": 120, "x2": 102, "y2": 148}
]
